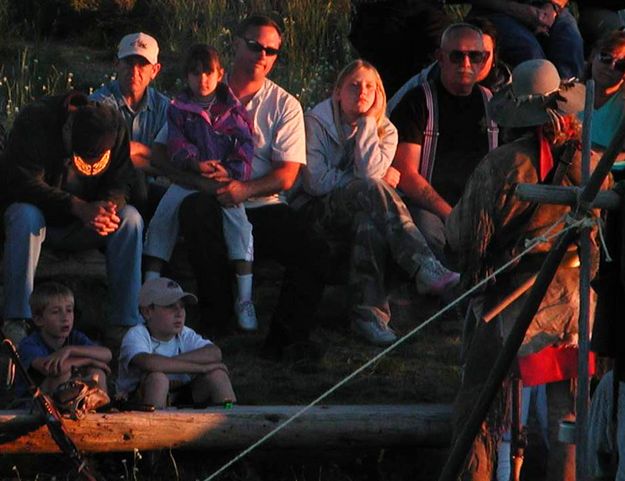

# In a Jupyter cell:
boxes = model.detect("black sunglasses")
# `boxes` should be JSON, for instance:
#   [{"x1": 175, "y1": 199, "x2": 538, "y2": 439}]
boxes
[
  {"x1": 598, "y1": 52, "x2": 625, "y2": 73},
  {"x1": 447, "y1": 50, "x2": 489, "y2": 65},
  {"x1": 243, "y1": 38, "x2": 280, "y2": 56}
]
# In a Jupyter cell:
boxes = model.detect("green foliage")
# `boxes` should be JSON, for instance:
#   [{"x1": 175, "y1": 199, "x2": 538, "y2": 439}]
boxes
[
  {"x1": 146, "y1": 0, "x2": 353, "y2": 108},
  {"x1": 0, "y1": 47, "x2": 75, "y2": 126}
]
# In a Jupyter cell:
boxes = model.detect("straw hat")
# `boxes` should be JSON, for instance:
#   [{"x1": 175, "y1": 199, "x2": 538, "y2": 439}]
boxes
[{"x1": 488, "y1": 59, "x2": 586, "y2": 128}]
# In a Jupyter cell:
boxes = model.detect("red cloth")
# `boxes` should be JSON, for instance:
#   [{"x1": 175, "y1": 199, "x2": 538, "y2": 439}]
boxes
[
  {"x1": 518, "y1": 345, "x2": 596, "y2": 386},
  {"x1": 537, "y1": 127, "x2": 554, "y2": 181}
]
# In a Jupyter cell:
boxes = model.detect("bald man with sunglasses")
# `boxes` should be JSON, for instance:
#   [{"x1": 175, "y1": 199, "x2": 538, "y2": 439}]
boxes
[
  {"x1": 0, "y1": 93, "x2": 143, "y2": 345},
  {"x1": 390, "y1": 23, "x2": 499, "y2": 263}
]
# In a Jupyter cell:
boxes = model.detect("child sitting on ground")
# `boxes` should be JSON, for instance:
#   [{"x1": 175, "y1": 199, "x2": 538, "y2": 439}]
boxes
[
  {"x1": 142, "y1": 43, "x2": 257, "y2": 331},
  {"x1": 116, "y1": 277, "x2": 236, "y2": 409},
  {"x1": 17, "y1": 282, "x2": 112, "y2": 396}
]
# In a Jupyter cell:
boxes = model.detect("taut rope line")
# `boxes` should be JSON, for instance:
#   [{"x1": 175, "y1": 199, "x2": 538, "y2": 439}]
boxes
[{"x1": 204, "y1": 213, "x2": 595, "y2": 481}]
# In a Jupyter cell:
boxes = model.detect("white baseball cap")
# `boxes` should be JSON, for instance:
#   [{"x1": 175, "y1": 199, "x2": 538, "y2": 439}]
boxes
[
  {"x1": 139, "y1": 278, "x2": 197, "y2": 307},
  {"x1": 117, "y1": 32, "x2": 159, "y2": 65}
]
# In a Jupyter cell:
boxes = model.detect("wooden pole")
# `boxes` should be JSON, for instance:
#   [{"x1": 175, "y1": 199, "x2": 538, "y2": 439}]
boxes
[
  {"x1": 515, "y1": 185, "x2": 620, "y2": 210},
  {"x1": 437, "y1": 105, "x2": 625, "y2": 481},
  {"x1": 576, "y1": 78, "x2": 594, "y2": 481},
  {"x1": 0, "y1": 404, "x2": 453, "y2": 453}
]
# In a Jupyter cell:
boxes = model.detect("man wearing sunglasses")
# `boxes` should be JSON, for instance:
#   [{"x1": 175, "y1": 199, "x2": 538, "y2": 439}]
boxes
[
  {"x1": 390, "y1": 23, "x2": 499, "y2": 262},
  {"x1": 152, "y1": 15, "x2": 326, "y2": 361},
  {"x1": 1, "y1": 93, "x2": 143, "y2": 345},
  {"x1": 91, "y1": 32, "x2": 169, "y2": 219}
]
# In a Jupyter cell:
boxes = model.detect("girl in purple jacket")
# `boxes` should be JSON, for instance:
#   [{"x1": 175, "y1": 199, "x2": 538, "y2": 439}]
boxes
[{"x1": 143, "y1": 44, "x2": 257, "y2": 331}]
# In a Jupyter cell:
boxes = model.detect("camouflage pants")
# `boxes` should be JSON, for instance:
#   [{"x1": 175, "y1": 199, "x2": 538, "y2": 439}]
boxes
[{"x1": 303, "y1": 179, "x2": 435, "y2": 326}]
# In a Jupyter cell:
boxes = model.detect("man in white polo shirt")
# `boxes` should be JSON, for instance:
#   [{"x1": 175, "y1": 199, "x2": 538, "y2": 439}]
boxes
[{"x1": 168, "y1": 15, "x2": 326, "y2": 360}]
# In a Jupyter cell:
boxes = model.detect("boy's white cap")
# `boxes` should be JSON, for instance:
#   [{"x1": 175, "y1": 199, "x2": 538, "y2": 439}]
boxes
[
  {"x1": 139, "y1": 278, "x2": 197, "y2": 307},
  {"x1": 117, "y1": 32, "x2": 159, "y2": 65}
]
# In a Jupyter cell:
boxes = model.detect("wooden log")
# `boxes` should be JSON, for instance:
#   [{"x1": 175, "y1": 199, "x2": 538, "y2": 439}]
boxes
[
  {"x1": 0, "y1": 404, "x2": 452, "y2": 453},
  {"x1": 515, "y1": 185, "x2": 621, "y2": 210}
]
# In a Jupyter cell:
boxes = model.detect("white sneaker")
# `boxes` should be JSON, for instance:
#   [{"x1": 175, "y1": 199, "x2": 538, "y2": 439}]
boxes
[
  {"x1": 235, "y1": 300, "x2": 258, "y2": 331},
  {"x1": 415, "y1": 259, "x2": 460, "y2": 297},
  {"x1": 2, "y1": 319, "x2": 30, "y2": 345},
  {"x1": 351, "y1": 319, "x2": 397, "y2": 346}
]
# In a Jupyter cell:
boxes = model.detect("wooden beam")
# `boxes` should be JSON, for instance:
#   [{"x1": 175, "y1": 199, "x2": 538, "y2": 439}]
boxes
[
  {"x1": 515, "y1": 185, "x2": 621, "y2": 210},
  {"x1": 0, "y1": 404, "x2": 452, "y2": 453}
]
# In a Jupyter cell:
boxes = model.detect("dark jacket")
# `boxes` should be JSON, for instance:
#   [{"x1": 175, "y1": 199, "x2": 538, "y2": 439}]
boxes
[{"x1": 0, "y1": 92, "x2": 136, "y2": 226}]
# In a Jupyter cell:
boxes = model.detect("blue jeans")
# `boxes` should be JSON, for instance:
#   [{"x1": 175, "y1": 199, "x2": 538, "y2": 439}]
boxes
[
  {"x1": 3, "y1": 202, "x2": 143, "y2": 327},
  {"x1": 486, "y1": 9, "x2": 584, "y2": 80}
]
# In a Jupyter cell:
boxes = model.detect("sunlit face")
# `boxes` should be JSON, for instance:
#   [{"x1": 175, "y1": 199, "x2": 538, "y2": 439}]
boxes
[
  {"x1": 34, "y1": 295, "x2": 75, "y2": 344},
  {"x1": 141, "y1": 300, "x2": 186, "y2": 341},
  {"x1": 187, "y1": 63, "x2": 224, "y2": 98},
  {"x1": 335, "y1": 67, "x2": 378, "y2": 123},
  {"x1": 233, "y1": 25, "x2": 281, "y2": 80},
  {"x1": 116, "y1": 55, "x2": 161, "y2": 100},
  {"x1": 437, "y1": 29, "x2": 485, "y2": 96},
  {"x1": 592, "y1": 44, "x2": 625, "y2": 91},
  {"x1": 476, "y1": 34, "x2": 495, "y2": 83}
]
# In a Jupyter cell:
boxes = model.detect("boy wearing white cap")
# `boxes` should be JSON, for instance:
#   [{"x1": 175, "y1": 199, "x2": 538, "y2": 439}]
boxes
[{"x1": 116, "y1": 277, "x2": 236, "y2": 408}]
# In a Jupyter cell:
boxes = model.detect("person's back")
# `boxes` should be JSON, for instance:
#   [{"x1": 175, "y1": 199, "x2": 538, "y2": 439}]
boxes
[{"x1": 468, "y1": 0, "x2": 583, "y2": 80}]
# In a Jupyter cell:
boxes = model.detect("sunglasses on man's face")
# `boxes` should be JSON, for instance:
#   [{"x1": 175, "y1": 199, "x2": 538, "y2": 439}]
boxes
[
  {"x1": 598, "y1": 52, "x2": 625, "y2": 74},
  {"x1": 447, "y1": 50, "x2": 489, "y2": 65},
  {"x1": 242, "y1": 38, "x2": 280, "y2": 56}
]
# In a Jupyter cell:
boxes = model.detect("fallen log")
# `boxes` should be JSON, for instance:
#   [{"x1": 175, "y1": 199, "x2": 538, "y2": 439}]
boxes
[{"x1": 0, "y1": 404, "x2": 452, "y2": 453}]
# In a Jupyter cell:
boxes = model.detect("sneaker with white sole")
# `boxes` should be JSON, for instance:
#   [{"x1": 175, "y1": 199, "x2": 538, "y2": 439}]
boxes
[
  {"x1": 235, "y1": 300, "x2": 258, "y2": 331},
  {"x1": 351, "y1": 319, "x2": 397, "y2": 346},
  {"x1": 415, "y1": 259, "x2": 460, "y2": 297}
]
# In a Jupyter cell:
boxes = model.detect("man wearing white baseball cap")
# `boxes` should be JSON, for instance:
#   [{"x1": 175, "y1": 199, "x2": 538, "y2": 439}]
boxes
[{"x1": 91, "y1": 32, "x2": 170, "y2": 219}]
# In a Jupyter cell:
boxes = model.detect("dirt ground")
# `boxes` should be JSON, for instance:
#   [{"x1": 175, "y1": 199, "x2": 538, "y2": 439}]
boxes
[{"x1": 0, "y1": 246, "x2": 463, "y2": 481}]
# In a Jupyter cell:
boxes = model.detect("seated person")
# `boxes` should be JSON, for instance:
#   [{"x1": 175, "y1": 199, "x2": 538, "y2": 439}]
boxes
[
  {"x1": 577, "y1": 0, "x2": 624, "y2": 57},
  {"x1": 468, "y1": 0, "x2": 584, "y2": 80},
  {"x1": 1, "y1": 93, "x2": 143, "y2": 347},
  {"x1": 299, "y1": 59, "x2": 459, "y2": 347},
  {"x1": 90, "y1": 32, "x2": 170, "y2": 219},
  {"x1": 388, "y1": 17, "x2": 509, "y2": 114},
  {"x1": 584, "y1": 30, "x2": 625, "y2": 180},
  {"x1": 390, "y1": 23, "x2": 499, "y2": 262},
  {"x1": 143, "y1": 44, "x2": 257, "y2": 331},
  {"x1": 17, "y1": 282, "x2": 111, "y2": 397},
  {"x1": 116, "y1": 278, "x2": 236, "y2": 409}
]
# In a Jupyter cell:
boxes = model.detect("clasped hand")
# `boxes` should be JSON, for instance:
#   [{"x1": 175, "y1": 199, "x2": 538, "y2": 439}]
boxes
[
  {"x1": 76, "y1": 200, "x2": 120, "y2": 236},
  {"x1": 197, "y1": 160, "x2": 249, "y2": 206}
]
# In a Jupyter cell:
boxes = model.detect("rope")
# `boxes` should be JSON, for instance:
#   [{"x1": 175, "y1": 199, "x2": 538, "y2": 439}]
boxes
[{"x1": 203, "y1": 213, "x2": 596, "y2": 481}]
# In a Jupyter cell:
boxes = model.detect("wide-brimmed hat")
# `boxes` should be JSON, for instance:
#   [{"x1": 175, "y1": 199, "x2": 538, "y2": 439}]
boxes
[{"x1": 488, "y1": 59, "x2": 586, "y2": 128}]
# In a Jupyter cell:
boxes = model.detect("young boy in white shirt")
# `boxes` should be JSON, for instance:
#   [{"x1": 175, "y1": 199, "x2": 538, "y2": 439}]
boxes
[{"x1": 116, "y1": 277, "x2": 236, "y2": 408}]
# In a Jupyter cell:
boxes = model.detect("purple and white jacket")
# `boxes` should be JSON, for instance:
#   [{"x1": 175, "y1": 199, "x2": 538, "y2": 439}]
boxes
[{"x1": 167, "y1": 83, "x2": 254, "y2": 181}]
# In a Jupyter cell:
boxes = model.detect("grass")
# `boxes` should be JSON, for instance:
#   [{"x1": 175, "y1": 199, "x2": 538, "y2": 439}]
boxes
[
  {"x1": 0, "y1": 2, "x2": 468, "y2": 479},
  {"x1": 0, "y1": 0, "x2": 355, "y2": 126}
]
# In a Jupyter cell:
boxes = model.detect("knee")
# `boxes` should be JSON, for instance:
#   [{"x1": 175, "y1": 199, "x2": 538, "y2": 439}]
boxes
[
  {"x1": 117, "y1": 205, "x2": 144, "y2": 232},
  {"x1": 142, "y1": 371, "x2": 169, "y2": 391},
  {"x1": 4, "y1": 203, "x2": 45, "y2": 233},
  {"x1": 179, "y1": 192, "x2": 223, "y2": 233}
]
